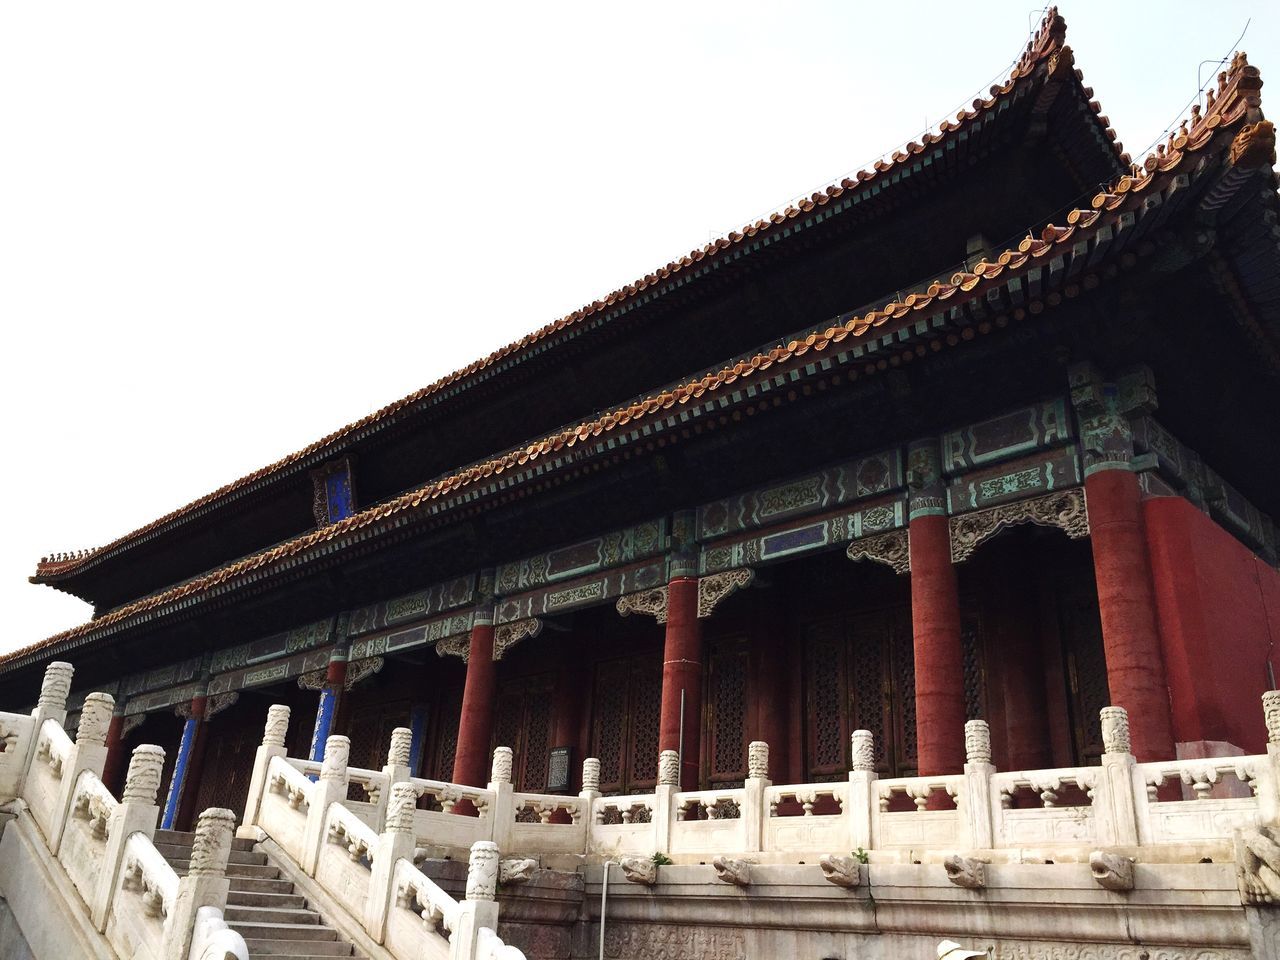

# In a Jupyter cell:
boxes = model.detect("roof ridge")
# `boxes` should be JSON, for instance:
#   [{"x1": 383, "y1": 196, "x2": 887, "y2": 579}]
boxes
[
  {"x1": 29, "y1": 6, "x2": 1109, "y2": 585},
  {"x1": 12, "y1": 75, "x2": 1262, "y2": 672}
]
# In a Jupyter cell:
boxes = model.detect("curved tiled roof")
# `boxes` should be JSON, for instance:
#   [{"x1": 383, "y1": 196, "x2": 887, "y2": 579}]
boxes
[
  {"x1": 5, "y1": 49, "x2": 1267, "y2": 674},
  {"x1": 32, "y1": 7, "x2": 1119, "y2": 587}
]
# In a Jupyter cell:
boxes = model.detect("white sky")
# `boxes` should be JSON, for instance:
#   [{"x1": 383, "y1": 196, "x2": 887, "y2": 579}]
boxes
[{"x1": 2, "y1": 2, "x2": 1276, "y2": 656}]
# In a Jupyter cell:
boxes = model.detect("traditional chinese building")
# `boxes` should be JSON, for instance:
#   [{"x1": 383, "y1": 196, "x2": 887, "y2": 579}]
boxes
[{"x1": 4, "y1": 10, "x2": 1279, "y2": 847}]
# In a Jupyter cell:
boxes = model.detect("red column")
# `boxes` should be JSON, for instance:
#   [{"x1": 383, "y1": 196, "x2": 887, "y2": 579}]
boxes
[
  {"x1": 101, "y1": 713, "x2": 126, "y2": 795},
  {"x1": 452, "y1": 622, "x2": 497, "y2": 788},
  {"x1": 1085, "y1": 468, "x2": 1175, "y2": 761},
  {"x1": 660, "y1": 577, "x2": 703, "y2": 790},
  {"x1": 909, "y1": 514, "x2": 966, "y2": 776}
]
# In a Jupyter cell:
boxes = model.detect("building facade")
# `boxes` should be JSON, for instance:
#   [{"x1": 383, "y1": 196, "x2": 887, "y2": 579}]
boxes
[{"x1": 4, "y1": 10, "x2": 1279, "y2": 850}]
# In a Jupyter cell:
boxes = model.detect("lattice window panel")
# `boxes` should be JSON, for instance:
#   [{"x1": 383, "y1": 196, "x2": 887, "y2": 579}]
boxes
[
  {"x1": 707, "y1": 640, "x2": 748, "y2": 786},
  {"x1": 1061, "y1": 587, "x2": 1110, "y2": 763},
  {"x1": 491, "y1": 688, "x2": 525, "y2": 765},
  {"x1": 519, "y1": 679, "x2": 554, "y2": 793},
  {"x1": 431, "y1": 686, "x2": 463, "y2": 781},
  {"x1": 591, "y1": 661, "x2": 629, "y2": 792},
  {"x1": 627, "y1": 663, "x2": 662, "y2": 789},
  {"x1": 849, "y1": 619, "x2": 888, "y2": 773},
  {"x1": 961, "y1": 615, "x2": 987, "y2": 723},
  {"x1": 804, "y1": 620, "x2": 847, "y2": 778},
  {"x1": 191, "y1": 709, "x2": 259, "y2": 822},
  {"x1": 890, "y1": 618, "x2": 917, "y2": 774}
]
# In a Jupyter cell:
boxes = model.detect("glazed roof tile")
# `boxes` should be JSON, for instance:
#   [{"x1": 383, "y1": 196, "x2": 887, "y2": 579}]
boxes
[
  {"x1": 32, "y1": 7, "x2": 1120, "y2": 586},
  {"x1": 5, "y1": 49, "x2": 1267, "y2": 674}
]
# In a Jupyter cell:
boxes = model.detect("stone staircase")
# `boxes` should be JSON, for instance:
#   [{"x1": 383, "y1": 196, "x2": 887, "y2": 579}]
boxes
[{"x1": 153, "y1": 829, "x2": 363, "y2": 959}]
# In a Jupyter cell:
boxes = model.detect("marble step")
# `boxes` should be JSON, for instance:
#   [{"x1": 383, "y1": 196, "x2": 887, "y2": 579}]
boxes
[
  {"x1": 224, "y1": 903, "x2": 321, "y2": 926},
  {"x1": 153, "y1": 829, "x2": 256, "y2": 852},
  {"x1": 167, "y1": 859, "x2": 280, "y2": 879},
  {"x1": 229, "y1": 921, "x2": 338, "y2": 942},
  {"x1": 153, "y1": 842, "x2": 267, "y2": 866},
  {"x1": 239, "y1": 936, "x2": 354, "y2": 956},
  {"x1": 228, "y1": 875, "x2": 296, "y2": 895},
  {"x1": 226, "y1": 889, "x2": 308, "y2": 910}
]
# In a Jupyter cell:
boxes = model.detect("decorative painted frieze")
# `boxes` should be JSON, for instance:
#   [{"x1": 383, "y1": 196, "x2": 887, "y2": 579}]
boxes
[
  {"x1": 701, "y1": 498, "x2": 905, "y2": 575},
  {"x1": 1068, "y1": 362, "x2": 1157, "y2": 476},
  {"x1": 121, "y1": 657, "x2": 202, "y2": 698},
  {"x1": 202, "y1": 647, "x2": 334, "y2": 701},
  {"x1": 946, "y1": 446, "x2": 1081, "y2": 514},
  {"x1": 123, "y1": 681, "x2": 208, "y2": 717},
  {"x1": 494, "y1": 518, "x2": 666, "y2": 595},
  {"x1": 346, "y1": 611, "x2": 474, "y2": 662},
  {"x1": 846, "y1": 529, "x2": 910, "y2": 575},
  {"x1": 941, "y1": 398, "x2": 1073, "y2": 474},
  {"x1": 207, "y1": 619, "x2": 332, "y2": 677},
  {"x1": 696, "y1": 449, "x2": 902, "y2": 541},
  {"x1": 949, "y1": 488, "x2": 1089, "y2": 563},
  {"x1": 1203, "y1": 465, "x2": 1274, "y2": 554},
  {"x1": 346, "y1": 573, "x2": 476, "y2": 637},
  {"x1": 907, "y1": 437, "x2": 947, "y2": 520},
  {"x1": 495, "y1": 559, "x2": 665, "y2": 623}
]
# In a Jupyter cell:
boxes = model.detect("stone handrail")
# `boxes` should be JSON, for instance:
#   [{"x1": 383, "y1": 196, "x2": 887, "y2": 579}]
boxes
[
  {"x1": 0, "y1": 663, "x2": 248, "y2": 959},
  {"x1": 241, "y1": 721, "x2": 526, "y2": 960},
  {"x1": 325, "y1": 798, "x2": 380, "y2": 865},
  {"x1": 0, "y1": 709, "x2": 35, "y2": 798},
  {"x1": 410, "y1": 775, "x2": 494, "y2": 815},
  {"x1": 269, "y1": 754, "x2": 315, "y2": 808}
]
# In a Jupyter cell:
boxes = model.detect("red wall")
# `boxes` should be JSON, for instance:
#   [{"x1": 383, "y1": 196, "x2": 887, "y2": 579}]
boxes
[{"x1": 1144, "y1": 495, "x2": 1280, "y2": 752}]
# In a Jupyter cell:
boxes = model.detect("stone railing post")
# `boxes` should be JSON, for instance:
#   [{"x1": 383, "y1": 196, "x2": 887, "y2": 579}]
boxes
[
  {"x1": 91, "y1": 744, "x2": 165, "y2": 930},
  {"x1": 365, "y1": 781, "x2": 417, "y2": 942},
  {"x1": 365, "y1": 725, "x2": 413, "y2": 833},
  {"x1": 50, "y1": 691, "x2": 114, "y2": 855},
  {"x1": 449, "y1": 840, "x2": 501, "y2": 960},
  {"x1": 162, "y1": 807, "x2": 236, "y2": 960},
  {"x1": 239, "y1": 704, "x2": 291, "y2": 840},
  {"x1": 487, "y1": 746, "x2": 514, "y2": 851},
  {"x1": 1260, "y1": 691, "x2": 1280, "y2": 827},
  {"x1": 847, "y1": 730, "x2": 877, "y2": 852},
  {"x1": 743, "y1": 741, "x2": 770, "y2": 853},
  {"x1": 301, "y1": 734, "x2": 350, "y2": 875},
  {"x1": 653, "y1": 749, "x2": 680, "y2": 856},
  {"x1": 1094, "y1": 706, "x2": 1141, "y2": 846},
  {"x1": 22, "y1": 661, "x2": 73, "y2": 793},
  {"x1": 960, "y1": 720, "x2": 994, "y2": 850},
  {"x1": 384, "y1": 726, "x2": 413, "y2": 786},
  {"x1": 580, "y1": 757, "x2": 601, "y2": 854}
]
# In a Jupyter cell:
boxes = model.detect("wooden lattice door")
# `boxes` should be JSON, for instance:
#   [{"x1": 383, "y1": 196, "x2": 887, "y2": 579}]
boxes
[
  {"x1": 803, "y1": 608, "x2": 917, "y2": 780},
  {"x1": 429, "y1": 685, "x2": 463, "y2": 781},
  {"x1": 191, "y1": 708, "x2": 260, "y2": 820},
  {"x1": 704, "y1": 636, "x2": 749, "y2": 787},
  {"x1": 1058, "y1": 570, "x2": 1110, "y2": 764},
  {"x1": 590, "y1": 655, "x2": 662, "y2": 795},
  {"x1": 491, "y1": 675, "x2": 555, "y2": 792},
  {"x1": 344, "y1": 699, "x2": 411, "y2": 800}
]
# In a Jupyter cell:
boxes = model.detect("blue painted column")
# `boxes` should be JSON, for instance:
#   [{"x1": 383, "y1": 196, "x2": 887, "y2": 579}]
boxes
[
  {"x1": 408, "y1": 704, "x2": 429, "y2": 776},
  {"x1": 161, "y1": 694, "x2": 205, "y2": 830},
  {"x1": 309, "y1": 649, "x2": 349, "y2": 763}
]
